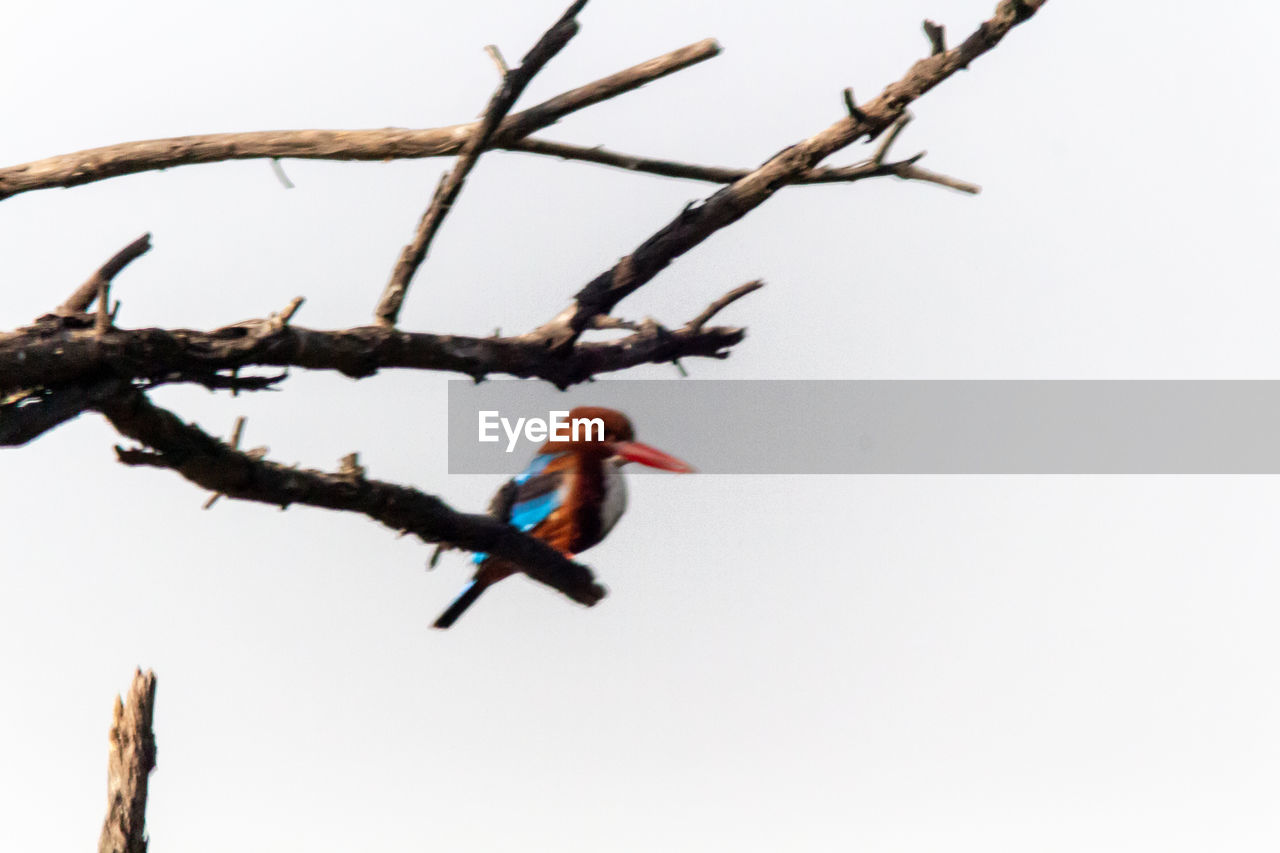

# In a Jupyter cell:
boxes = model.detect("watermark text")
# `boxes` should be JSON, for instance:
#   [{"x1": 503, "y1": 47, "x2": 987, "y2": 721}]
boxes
[{"x1": 477, "y1": 410, "x2": 605, "y2": 452}]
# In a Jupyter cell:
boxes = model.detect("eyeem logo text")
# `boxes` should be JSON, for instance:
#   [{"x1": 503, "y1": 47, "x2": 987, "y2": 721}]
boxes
[{"x1": 478, "y1": 410, "x2": 605, "y2": 452}]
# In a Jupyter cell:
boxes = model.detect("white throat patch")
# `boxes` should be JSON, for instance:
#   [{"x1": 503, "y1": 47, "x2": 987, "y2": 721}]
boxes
[{"x1": 599, "y1": 460, "x2": 628, "y2": 537}]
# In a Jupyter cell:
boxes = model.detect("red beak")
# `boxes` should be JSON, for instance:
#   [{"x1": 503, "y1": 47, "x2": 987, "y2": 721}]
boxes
[{"x1": 611, "y1": 440, "x2": 695, "y2": 473}]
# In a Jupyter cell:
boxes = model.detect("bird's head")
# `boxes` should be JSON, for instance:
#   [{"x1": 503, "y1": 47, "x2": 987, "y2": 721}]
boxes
[{"x1": 546, "y1": 406, "x2": 694, "y2": 473}]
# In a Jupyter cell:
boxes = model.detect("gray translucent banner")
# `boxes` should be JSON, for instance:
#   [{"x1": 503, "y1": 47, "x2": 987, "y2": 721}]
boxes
[{"x1": 447, "y1": 380, "x2": 1280, "y2": 474}]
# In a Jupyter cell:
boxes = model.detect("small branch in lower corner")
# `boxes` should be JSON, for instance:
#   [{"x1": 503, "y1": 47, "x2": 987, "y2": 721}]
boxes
[{"x1": 98, "y1": 669, "x2": 157, "y2": 853}]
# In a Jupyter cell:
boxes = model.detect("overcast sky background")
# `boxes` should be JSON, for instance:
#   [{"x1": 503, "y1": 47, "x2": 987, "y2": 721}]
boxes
[{"x1": 6, "y1": 1, "x2": 1280, "y2": 850}]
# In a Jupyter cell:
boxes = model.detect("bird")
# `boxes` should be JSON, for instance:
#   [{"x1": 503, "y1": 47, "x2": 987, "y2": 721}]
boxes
[{"x1": 433, "y1": 406, "x2": 693, "y2": 629}]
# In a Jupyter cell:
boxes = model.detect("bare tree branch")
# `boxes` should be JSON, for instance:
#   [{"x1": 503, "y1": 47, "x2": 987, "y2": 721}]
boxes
[
  {"x1": 891, "y1": 162, "x2": 981, "y2": 194},
  {"x1": 872, "y1": 113, "x2": 914, "y2": 165},
  {"x1": 0, "y1": 280, "x2": 755, "y2": 399},
  {"x1": 55, "y1": 233, "x2": 152, "y2": 317},
  {"x1": 375, "y1": 0, "x2": 586, "y2": 327},
  {"x1": 0, "y1": 370, "x2": 284, "y2": 448},
  {"x1": 0, "y1": 40, "x2": 720, "y2": 202},
  {"x1": 686, "y1": 280, "x2": 764, "y2": 330},
  {"x1": 95, "y1": 386, "x2": 608, "y2": 606},
  {"x1": 98, "y1": 669, "x2": 157, "y2": 853},
  {"x1": 0, "y1": 379, "x2": 123, "y2": 447},
  {"x1": 506, "y1": 135, "x2": 976, "y2": 190},
  {"x1": 527, "y1": 0, "x2": 1047, "y2": 349},
  {"x1": 485, "y1": 44, "x2": 510, "y2": 76},
  {"x1": 842, "y1": 87, "x2": 868, "y2": 122},
  {"x1": 0, "y1": 315, "x2": 745, "y2": 395},
  {"x1": 923, "y1": 19, "x2": 947, "y2": 55}
]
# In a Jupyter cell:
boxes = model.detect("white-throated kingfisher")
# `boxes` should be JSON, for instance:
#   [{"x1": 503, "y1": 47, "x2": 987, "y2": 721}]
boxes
[{"x1": 433, "y1": 406, "x2": 693, "y2": 629}]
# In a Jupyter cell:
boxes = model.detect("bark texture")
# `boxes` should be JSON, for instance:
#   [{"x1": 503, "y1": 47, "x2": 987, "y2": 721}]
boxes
[{"x1": 98, "y1": 670, "x2": 158, "y2": 853}]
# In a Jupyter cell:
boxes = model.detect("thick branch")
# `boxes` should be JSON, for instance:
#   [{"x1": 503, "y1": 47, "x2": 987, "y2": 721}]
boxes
[
  {"x1": 0, "y1": 40, "x2": 719, "y2": 202},
  {"x1": 0, "y1": 290, "x2": 751, "y2": 396},
  {"x1": 99, "y1": 669, "x2": 157, "y2": 853},
  {"x1": 0, "y1": 378, "x2": 126, "y2": 447},
  {"x1": 95, "y1": 388, "x2": 606, "y2": 606},
  {"x1": 375, "y1": 0, "x2": 585, "y2": 326},
  {"x1": 529, "y1": 0, "x2": 1047, "y2": 347}
]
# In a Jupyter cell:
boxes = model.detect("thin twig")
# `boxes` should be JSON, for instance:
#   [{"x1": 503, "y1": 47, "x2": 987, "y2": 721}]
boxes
[
  {"x1": 484, "y1": 44, "x2": 509, "y2": 75},
  {"x1": 507, "y1": 135, "x2": 967, "y2": 188},
  {"x1": 589, "y1": 315, "x2": 642, "y2": 331},
  {"x1": 374, "y1": 0, "x2": 588, "y2": 326},
  {"x1": 275, "y1": 296, "x2": 304, "y2": 326},
  {"x1": 923, "y1": 19, "x2": 947, "y2": 55},
  {"x1": 509, "y1": 137, "x2": 751, "y2": 182},
  {"x1": 893, "y1": 162, "x2": 981, "y2": 194},
  {"x1": 490, "y1": 37, "x2": 720, "y2": 144},
  {"x1": 269, "y1": 158, "x2": 295, "y2": 188},
  {"x1": 57, "y1": 233, "x2": 152, "y2": 317},
  {"x1": 229, "y1": 415, "x2": 246, "y2": 449},
  {"x1": 203, "y1": 415, "x2": 245, "y2": 508},
  {"x1": 872, "y1": 113, "x2": 913, "y2": 165},
  {"x1": 141, "y1": 370, "x2": 289, "y2": 394},
  {"x1": 686, "y1": 280, "x2": 765, "y2": 330},
  {"x1": 843, "y1": 87, "x2": 867, "y2": 121},
  {"x1": 95, "y1": 278, "x2": 111, "y2": 336},
  {"x1": 337, "y1": 452, "x2": 366, "y2": 478}
]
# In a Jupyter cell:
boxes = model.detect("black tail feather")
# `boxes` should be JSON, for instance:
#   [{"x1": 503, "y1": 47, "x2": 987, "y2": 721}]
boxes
[{"x1": 433, "y1": 580, "x2": 486, "y2": 629}]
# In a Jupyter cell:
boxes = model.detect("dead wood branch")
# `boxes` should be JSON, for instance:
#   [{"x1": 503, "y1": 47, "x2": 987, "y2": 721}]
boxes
[
  {"x1": 95, "y1": 386, "x2": 607, "y2": 606},
  {"x1": 0, "y1": 40, "x2": 719, "y2": 202},
  {"x1": 923, "y1": 19, "x2": 947, "y2": 55},
  {"x1": 506, "y1": 135, "x2": 976, "y2": 190},
  {"x1": 56, "y1": 233, "x2": 152, "y2": 318},
  {"x1": 485, "y1": 44, "x2": 510, "y2": 75},
  {"x1": 686, "y1": 280, "x2": 764, "y2": 330},
  {"x1": 843, "y1": 88, "x2": 867, "y2": 122},
  {"x1": 375, "y1": 0, "x2": 586, "y2": 327},
  {"x1": 98, "y1": 669, "x2": 157, "y2": 853},
  {"x1": 0, "y1": 378, "x2": 125, "y2": 447},
  {"x1": 0, "y1": 369, "x2": 284, "y2": 448},
  {"x1": 0, "y1": 282, "x2": 754, "y2": 400},
  {"x1": 890, "y1": 162, "x2": 980, "y2": 194},
  {"x1": 527, "y1": 0, "x2": 1047, "y2": 349}
]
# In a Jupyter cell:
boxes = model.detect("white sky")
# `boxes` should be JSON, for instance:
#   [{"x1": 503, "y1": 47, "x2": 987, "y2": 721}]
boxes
[{"x1": 5, "y1": 1, "x2": 1280, "y2": 851}]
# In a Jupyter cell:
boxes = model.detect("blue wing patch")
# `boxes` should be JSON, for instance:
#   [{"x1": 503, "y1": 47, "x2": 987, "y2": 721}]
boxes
[
  {"x1": 473, "y1": 452, "x2": 566, "y2": 564},
  {"x1": 515, "y1": 453, "x2": 557, "y2": 485},
  {"x1": 510, "y1": 490, "x2": 561, "y2": 531}
]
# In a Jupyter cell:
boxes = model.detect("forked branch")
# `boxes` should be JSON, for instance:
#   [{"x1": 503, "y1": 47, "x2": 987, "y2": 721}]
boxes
[
  {"x1": 375, "y1": 0, "x2": 587, "y2": 327},
  {"x1": 528, "y1": 0, "x2": 1046, "y2": 349},
  {"x1": 0, "y1": 39, "x2": 720, "y2": 202}
]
